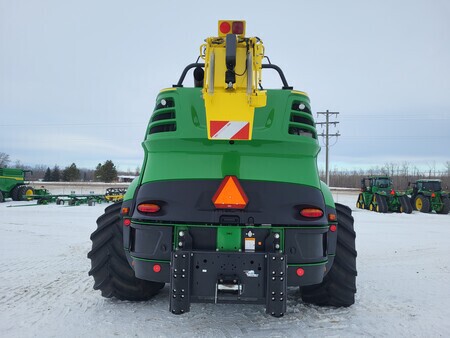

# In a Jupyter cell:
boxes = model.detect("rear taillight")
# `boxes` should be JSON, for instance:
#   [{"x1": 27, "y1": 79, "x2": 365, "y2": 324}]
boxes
[
  {"x1": 431, "y1": 193, "x2": 436, "y2": 198},
  {"x1": 137, "y1": 203, "x2": 161, "y2": 213},
  {"x1": 300, "y1": 208, "x2": 323, "y2": 218}
]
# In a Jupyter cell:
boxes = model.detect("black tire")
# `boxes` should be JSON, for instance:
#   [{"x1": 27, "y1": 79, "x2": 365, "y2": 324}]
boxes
[
  {"x1": 18, "y1": 186, "x2": 34, "y2": 201},
  {"x1": 415, "y1": 195, "x2": 431, "y2": 213},
  {"x1": 399, "y1": 195, "x2": 412, "y2": 214},
  {"x1": 375, "y1": 194, "x2": 388, "y2": 213},
  {"x1": 437, "y1": 197, "x2": 450, "y2": 215},
  {"x1": 301, "y1": 203, "x2": 357, "y2": 307},
  {"x1": 11, "y1": 185, "x2": 22, "y2": 201},
  {"x1": 0, "y1": 191, "x2": 4, "y2": 203},
  {"x1": 410, "y1": 196, "x2": 417, "y2": 210},
  {"x1": 88, "y1": 202, "x2": 164, "y2": 300}
]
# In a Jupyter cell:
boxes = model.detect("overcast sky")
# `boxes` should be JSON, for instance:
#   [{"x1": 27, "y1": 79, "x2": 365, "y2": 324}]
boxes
[{"x1": 1, "y1": 0, "x2": 449, "y2": 172}]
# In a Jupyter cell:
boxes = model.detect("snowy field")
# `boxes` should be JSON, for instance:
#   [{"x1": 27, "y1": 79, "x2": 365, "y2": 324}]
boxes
[{"x1": 1, "y1": 191, "x2": 449, "y2": 337}]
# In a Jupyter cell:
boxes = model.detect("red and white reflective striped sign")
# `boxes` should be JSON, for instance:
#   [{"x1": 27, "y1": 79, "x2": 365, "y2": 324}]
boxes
[{"x1": 210, "y1": 121, "x2": 250, "y2": 140}]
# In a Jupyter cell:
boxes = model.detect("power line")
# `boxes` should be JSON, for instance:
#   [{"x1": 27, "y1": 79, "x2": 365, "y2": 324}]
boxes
[{"x1": 316, "y1": 110, "x2": 340, "y2": 186}]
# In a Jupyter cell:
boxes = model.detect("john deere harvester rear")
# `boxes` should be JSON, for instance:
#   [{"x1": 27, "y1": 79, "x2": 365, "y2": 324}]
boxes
[{"x1": 88, "y1": 21, "x2": 357, "y2": 317}]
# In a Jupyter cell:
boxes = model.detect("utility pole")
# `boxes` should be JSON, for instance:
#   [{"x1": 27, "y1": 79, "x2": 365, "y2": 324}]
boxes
[{"x1": 316, "y1": 110, "x2": 340, "y2": 186}]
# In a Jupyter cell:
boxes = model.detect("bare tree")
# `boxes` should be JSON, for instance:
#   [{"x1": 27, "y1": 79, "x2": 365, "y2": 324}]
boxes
[{"x1": 0, "y1": 152, "x2": 10, "y2": 167}]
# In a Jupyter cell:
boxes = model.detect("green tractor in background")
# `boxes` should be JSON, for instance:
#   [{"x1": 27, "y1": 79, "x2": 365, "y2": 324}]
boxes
[
  {"x1": 0, "y1": 168, "x2": 35, "y2": 202},
  {"x1": 407, "y1": 179, "x2": 449, "y2": 214},
  {"x1": 356, "y1": 176, "x2": 412, "y2": 213}
]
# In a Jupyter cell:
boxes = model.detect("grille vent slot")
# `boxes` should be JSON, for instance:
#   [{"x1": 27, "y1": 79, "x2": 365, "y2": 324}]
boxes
[{"x1": 149, "y1": 98, "x2": 176, "y2": 135}]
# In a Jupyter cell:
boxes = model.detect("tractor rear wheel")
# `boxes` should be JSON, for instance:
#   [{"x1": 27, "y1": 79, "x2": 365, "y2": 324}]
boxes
[
  {"x1": 88, "y1": 202, "x2": 164, "y2": 301},
  {"x1": 300, "y1": 203, "x2": 357, "y2": 307},
  {"x1": 399, "y1": 195, "x2": 412, "y2": 214},
  {"x1": 410, "y1": 197, "x2": 417, "y2": 210},
  {"x1": 437, "y1": 197, "x2": 450, "y2": 214},
  {"x1": 11, "y1": 185, "x2": 22, "y2": 201},
  {"x1": 415, "y1": 195, "x2": 431, "y2": 213},
  {"x1": 18, "y1": 186, "x2": 34, "y2": 201}
]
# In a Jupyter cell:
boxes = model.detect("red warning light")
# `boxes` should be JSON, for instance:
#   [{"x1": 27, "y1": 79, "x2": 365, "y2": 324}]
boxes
[
  {"x1": 219, "y1": 21, "x2": 231, "y2": 34},
  {"x1": 212, "y1": 176, "x2": 248, "y2": 209}
]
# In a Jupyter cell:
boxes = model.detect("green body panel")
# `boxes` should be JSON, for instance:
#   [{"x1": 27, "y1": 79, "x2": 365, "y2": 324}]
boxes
[
  {"x1": 123, "y1": 177, "x2": 140, "y2": 202},
  {"x1": 217, "y1": 227, "x2": 242, "y2": 251},
  {"x1": 0, "y1": 168, "x2": 27, "y2": 197},
  {"x1": 320, "y1": 181, "x2": 335, "y2": 209},
  {"x1": 140, "y1": 88, "x2": 321, "y2": 188}
]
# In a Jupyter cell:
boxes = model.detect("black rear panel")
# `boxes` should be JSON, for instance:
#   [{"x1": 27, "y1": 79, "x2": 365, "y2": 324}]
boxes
[{"x1": 131, "y1": 180, "x2": 327, "y2": 226}]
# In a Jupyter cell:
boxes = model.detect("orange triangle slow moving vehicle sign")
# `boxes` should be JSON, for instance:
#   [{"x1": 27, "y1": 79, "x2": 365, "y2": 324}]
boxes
[{"x1": 212, "y1": 176, "x2": 249, "y2": 209}]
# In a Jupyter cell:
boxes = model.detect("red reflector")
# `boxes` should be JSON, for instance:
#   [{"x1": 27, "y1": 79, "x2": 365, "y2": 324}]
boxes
[
  {"x1": 296, "y1": 268, "x2": 305, "y2": 277},
  {"x1": 328, "y1": 213, "x2": 337, "y2": 221},
  {"x1": 431, "y1": 193, "x2": 436, "y2": 198},
  {"x1": 330, "y1": 224, "x2": 337, "y2": 232},
  {"x1": 123, "y1": 219, "x2": 131, "y2": 227},
  {"x1": 300, "y1": 208, "x2": 323, "y2": 218},
  {"x1": 390, "y1": 190, "x2": 395, "y2": 196},
  {"x1": 153, "y1": 264, "x2": 161, "y2": 273},
  {"x1": 121, "y1": 207, "x2": 129, "y2": 215},
  {"x1": 232, "y1": 21, "x2": 244, "y2": 34},
  {"x1": 220, "y1": 21, "x2": 231, "y2": 34},
  {"x1": 212, "y1": 176, "x2": 248, "y2": 209},
  {"x1": 137, "y1": 203, "x2": 160, "y2": 213}
]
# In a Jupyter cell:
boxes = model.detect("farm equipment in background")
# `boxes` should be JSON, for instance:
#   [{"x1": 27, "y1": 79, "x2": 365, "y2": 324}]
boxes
[
  {"x1": 356, "y1": 176, "x2": 412, "y2": 213},
  {"x1": 104, "y1": 187, "x2": 127, "y2": 202},
  {"x1": 0, "y1": 168, "x2": 35, "y2": 202},
  {"x1": 88, "y1": 20, "x2": 357, "y2": 317},
  {"x1": 407, "y1": 179, "x2": 450, "y2": 214}
]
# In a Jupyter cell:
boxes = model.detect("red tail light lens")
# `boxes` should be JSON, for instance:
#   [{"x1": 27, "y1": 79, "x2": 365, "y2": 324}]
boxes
[
  {"x1": 390, "y1": 190, "x2": 395, "y2": 196},
  {"x1": 296, "y1": 268, "x2": 305, "y2": 277},
  {"x1": 300, "y1": 208, "x2": 323, "y2": 218},
  {"x1": 123, "y1": 219, "x2": 131, "y2": 227},
  {"x1": 220, "y1": 21, "x2": 231, "y2": 34},
  {"x1": 431, "y1": 193, "x2": 436, "y2": 198},
  {"x1": 137, "y1": 203, "x2": 161, "y2": 213},
  {"x1": 329, "y1": 224, "x2": 337, "y2": 232},
  {"x1": 232, "y1": 21, "x2": 244, "y2": 34}
]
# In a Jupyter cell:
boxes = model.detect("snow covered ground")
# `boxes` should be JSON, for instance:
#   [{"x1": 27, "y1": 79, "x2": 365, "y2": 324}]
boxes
[{"x1": 1, "y1": 191, "x2": 449, "y2": 337}]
